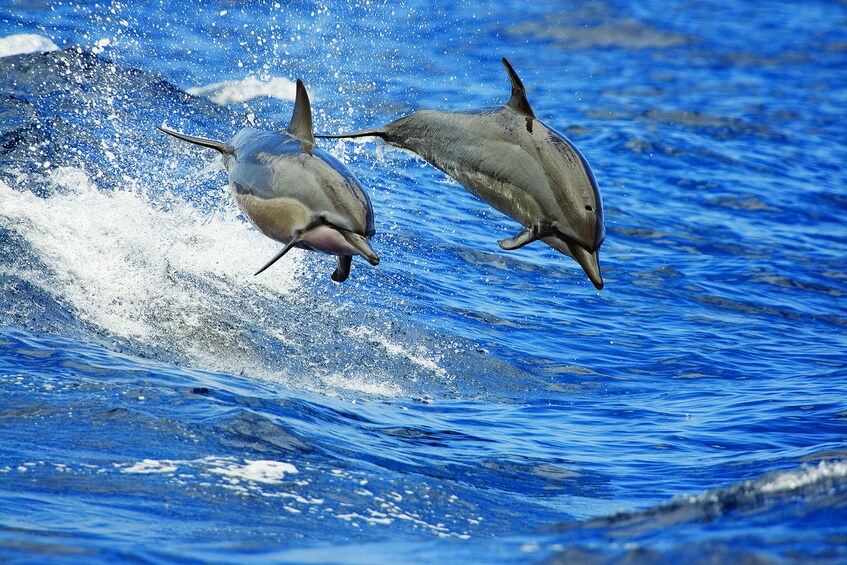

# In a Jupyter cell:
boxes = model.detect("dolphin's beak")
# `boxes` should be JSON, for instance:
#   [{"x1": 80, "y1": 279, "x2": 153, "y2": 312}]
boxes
[
  {"x1": 363, "y1": 247, "x2": 380, "y2": 266},
  {"x1": 342, "y1": 232, "x2": 380, "y2": 266},
  {"x1": 541, "y1": 236, "x2": 604, "y2": 290},
  {"x1": 569, "y1": 244, "x2": 604, "y2": 290}
]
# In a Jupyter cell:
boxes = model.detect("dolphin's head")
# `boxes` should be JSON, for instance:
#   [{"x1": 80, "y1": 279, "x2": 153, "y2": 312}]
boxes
[
  {"x1": 541, "y1": 130, "x2": 605, "y2": 289},
  {"x1": 543, "y1": 130, "x2": 604, "y2": 242},
  {"x1": 542, "y1": 140, "x2": 605, "y2": 290}
]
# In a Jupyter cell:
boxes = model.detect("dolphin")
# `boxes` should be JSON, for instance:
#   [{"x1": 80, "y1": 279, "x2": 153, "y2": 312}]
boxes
[
  {"x1": 159, "y1": 80, "x2": 379, "y2": 282},
  {"x1": 318, "y1": 58, "x2": 605, "y2": 289}
]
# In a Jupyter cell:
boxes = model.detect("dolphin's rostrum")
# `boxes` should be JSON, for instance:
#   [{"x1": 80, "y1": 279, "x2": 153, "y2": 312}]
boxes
[
  {"x1": 159, "y1": 80, "x2": 379, "y2": 282},
  {"x1": 319, "y1": 58, "x2": 605, "y2": 289}
]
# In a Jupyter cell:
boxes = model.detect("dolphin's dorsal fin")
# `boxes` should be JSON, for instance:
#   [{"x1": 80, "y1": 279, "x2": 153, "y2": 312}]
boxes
[
  {"x1": 502, "y1": 58, "x2": 536, "y2": 119},
  {"x1": 287, "y1": 79, "x2": 315, "y2": 155}
]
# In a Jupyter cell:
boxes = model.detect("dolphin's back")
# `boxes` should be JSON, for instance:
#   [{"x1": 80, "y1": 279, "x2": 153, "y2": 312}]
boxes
[
  {"x1": 228, "y1": 128, "x2": 374, "y2": 236},
  {"x1": 382, "y1": 107, "x2": 603, "y2": 251}
]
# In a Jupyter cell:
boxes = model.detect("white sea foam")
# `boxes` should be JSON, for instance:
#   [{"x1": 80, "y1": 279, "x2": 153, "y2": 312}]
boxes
[
  {"x1": 116, "y1": 456, "x2": 473, "y2": 537},
  {"x1": 0, "y1": 167, "x2": 303, "y2": 359},
  {"x1": 119, "y1": 456, "x2": 304, "y2": 504},
  {"x1": 345, "y1": 325, "x2": 450, "y2": 381},
  {"x1": 187, "y1": 76, "x2": 297, "y2": 105},
  {"x1": 758, "y1": 459, "x2": 847, "y2": 494},
  {"x1": 318, "y1": 370, "x2": 405, "y2": 397},
  {"x1": 1, "y1": 165, "x2": 443, "y2": 399},
  {"x1": 334, "y1": 500, "x2": 472, "y2": 539},
  {"x1": 0, "y1": 34, "x2": 59, "y2": 58},
  {"x1": 120, "y1": 456, "x2": 298, "y2": 479},
  {"x1": 336, "y1": 511, "x2": 394, "y2": 526},
  {"x1": 205, "y1": 458, "x2": 298, "y2": 484},
  {"x1": 678, "y1": 459, "x2": 847, "y2": 510},
  {"x1": 121, "y1": 459, "x2": 179, "y2": 474},
  {"x1": 119, "y1": 456, "x2": 300, "y2": 496}
]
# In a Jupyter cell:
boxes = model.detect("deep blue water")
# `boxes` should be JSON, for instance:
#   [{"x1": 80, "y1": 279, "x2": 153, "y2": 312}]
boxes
[{"x1": 1, "y1": 1, "x2": 846, "y2": 563}]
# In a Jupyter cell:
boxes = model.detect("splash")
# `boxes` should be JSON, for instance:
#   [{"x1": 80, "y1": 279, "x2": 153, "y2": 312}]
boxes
[
  {"x1": 0, "y1": 46, "x2": 502, "y2": 403},
  {"x1": 345, "y1": 325, "x2": 449, "y2": 381},
  {"x1": 0, "y1": 34, "x2": 59, "y2": 58},
  {"x1": 0, "y1": 166, "x2": 303, "y2": 363},
  {"x1": 188, "y1": 76, "x2": 298, "y2": 105},
  {"x1": 0, "y1": 166, "x2": 461, "y2": 400}
]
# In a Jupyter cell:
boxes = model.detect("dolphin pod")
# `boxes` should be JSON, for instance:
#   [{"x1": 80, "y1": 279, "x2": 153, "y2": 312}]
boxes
[
  {"x1": 159, "y1": 80, "x2": 379, "y2": 282},
  {"x1": 319, "y1": 58, "x2": 606, "y2": 289},
  {"x1": 162, "y1": 59, "x2": 606, "y2": 289}
]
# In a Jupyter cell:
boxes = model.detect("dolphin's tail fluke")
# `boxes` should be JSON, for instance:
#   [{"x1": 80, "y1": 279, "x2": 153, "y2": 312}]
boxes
[
  {"x1": 158, "y1": 124, "x2": 234, "y2": 155},
  {"x1": 315, "y1": 128, "x2": 388, "y2": 140}
]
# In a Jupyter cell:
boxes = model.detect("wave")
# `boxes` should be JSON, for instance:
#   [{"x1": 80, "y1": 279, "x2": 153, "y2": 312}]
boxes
[
  {"x1": 0, "y1": 46, "x2": 526, "y2": 402},
  {"x1": 581, "y1": 458, "x2": 847, "y2": 530},
  {"x1": 541, "y1": 459, "x2": 847, "y2": 563}
]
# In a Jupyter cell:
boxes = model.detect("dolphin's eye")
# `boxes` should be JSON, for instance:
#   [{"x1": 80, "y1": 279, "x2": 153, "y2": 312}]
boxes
[{"x1": 585, "y1": 205, "x2": 593, "y2": 211}]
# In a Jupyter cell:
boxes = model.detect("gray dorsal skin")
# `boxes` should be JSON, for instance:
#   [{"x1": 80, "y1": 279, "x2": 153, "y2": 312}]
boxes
[
  {"x1": 158, "y1": 81, "x2": 378, "y2": 283},
  {"x1": 317, "y1": 58, "x2": 605, "y2": 289}
]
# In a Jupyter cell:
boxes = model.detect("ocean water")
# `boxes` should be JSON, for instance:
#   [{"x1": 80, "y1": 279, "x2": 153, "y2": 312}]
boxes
[{"x1": 1, "y1": 1, "x2": 846, "y2": 563}]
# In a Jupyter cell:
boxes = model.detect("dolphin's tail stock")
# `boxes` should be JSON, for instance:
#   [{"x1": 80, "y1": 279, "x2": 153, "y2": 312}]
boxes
[
  {"x1": 158, "y1": 124, "x2": 234, "y2": 155},
  {"x1": 315, "y1": 128, "x2": 388, "y2": 140}
]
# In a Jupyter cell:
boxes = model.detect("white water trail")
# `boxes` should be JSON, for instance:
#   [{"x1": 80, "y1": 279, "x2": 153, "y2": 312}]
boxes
[
  {"x1": 0, "y1": 167, "x2": 303, "y2": 369},
  {"x1": 0, "y1": 166, "x2": 455, "y2": 399}
]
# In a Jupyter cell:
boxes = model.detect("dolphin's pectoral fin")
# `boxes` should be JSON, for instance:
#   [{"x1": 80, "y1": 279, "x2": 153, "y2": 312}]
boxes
[
  {"x1": 502, "y1": 58, "x2": 536, "y2": 119},
  {"x1": 254, "y1": 216, "x2": 327, "y2": 276},
  {"x1": 498, "y1": 223, "x2": 543, "y2": 250},
  {"x1": 332, "y1": 255, "x2": 352, "y2": 283},
  {"x1": 286, "y1": 80, "x2": 315, "y2": 156},
  {"x1": 254, "y1": 237, "x2": 301, "y2": 276}
]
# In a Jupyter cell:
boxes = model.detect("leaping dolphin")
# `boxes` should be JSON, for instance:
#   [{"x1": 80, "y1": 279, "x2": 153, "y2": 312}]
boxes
[
  {"x1": 318, "y1": 58, "x2": 605, "y2": 289},
  {"x1": 159, "y1": 80, "x2": 379, "y2": 282}
]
